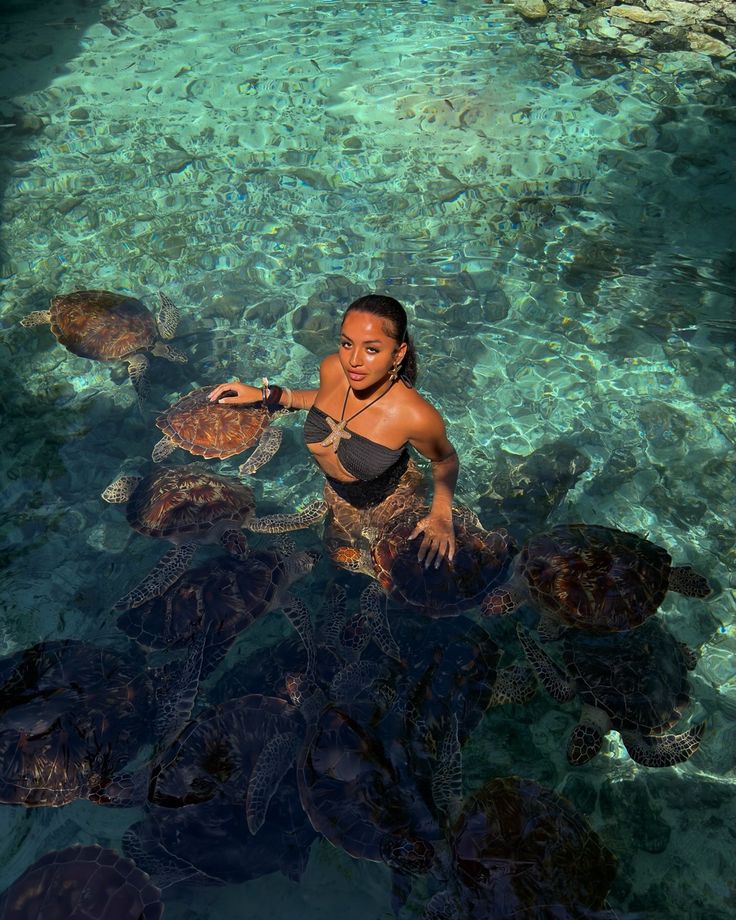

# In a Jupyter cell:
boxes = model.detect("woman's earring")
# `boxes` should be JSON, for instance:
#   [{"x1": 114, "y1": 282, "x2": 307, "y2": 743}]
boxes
[{"x1": 389, "y1": 361, "x2": 400, "y2": 382}]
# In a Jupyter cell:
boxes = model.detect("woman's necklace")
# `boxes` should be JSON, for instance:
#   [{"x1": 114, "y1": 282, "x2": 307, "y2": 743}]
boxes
[{"x1": 321, "y1": 379, "x2": 395, "y2": 452}]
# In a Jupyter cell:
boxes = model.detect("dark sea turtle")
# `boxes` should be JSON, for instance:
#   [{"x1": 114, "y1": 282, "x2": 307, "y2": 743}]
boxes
[
  {"x1": 19, "y1": 289, "x2": 187, "y2": 401},
  {"x1": 421, "y1": 776, "x2": 617, "y2": 919},
  {"x1": 477, "y1": 440, "x2": 591, "y2": 541},
  {"x1": 0, "y1": 639, "x2": 202, "y2": 806},
  {"x1": 123, "y1": 694, "x2": 318, "y2": 888},
  {"x1": 296, "y1": 703, "x2": 441, "y2": 879},
  {"x1": 481, "y1": 523, "x2": 711, "y2": 634},
  {"x1": 517, "y1": 618, "x2": 704, "y2": 766},
  {"x1": 117, "y1": 541, "x2": 319, "y2": 677},
  {"x1": 152, "y1": 385, "x2": 285, "y2": 474},
  {"x1": 102, "y1": 463, "x2": 327, "y2": 609},
  {"x1": 384, "y1": 613, "x2": 536, "y2": 757},
  {"x1": 339, "y1": 505, "x2": 516, "y2": 617},
  {"x1": 0, "y1": 844, "x2": 163, "y2": 920}
]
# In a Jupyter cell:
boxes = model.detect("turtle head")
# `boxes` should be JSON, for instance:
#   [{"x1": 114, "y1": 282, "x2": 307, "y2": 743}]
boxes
[{"x1": 380, "y1": 834, "x2": 435, "y2": 874}]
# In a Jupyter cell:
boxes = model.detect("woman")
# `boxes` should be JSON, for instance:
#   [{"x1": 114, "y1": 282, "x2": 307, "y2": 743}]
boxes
[{"x1": 208, "y1": 294, "x2": 458, "y2": 569}]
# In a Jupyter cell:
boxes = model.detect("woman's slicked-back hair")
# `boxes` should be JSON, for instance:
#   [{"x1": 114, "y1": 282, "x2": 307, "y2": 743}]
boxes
[{"x1": 342, "y1": 294, "x2": 418, "y2": 385}]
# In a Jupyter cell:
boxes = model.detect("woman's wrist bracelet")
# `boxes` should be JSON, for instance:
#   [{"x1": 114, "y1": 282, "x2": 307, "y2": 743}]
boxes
[{"x1": 260, "y1": 377, "x2": 283, "y2": 408}]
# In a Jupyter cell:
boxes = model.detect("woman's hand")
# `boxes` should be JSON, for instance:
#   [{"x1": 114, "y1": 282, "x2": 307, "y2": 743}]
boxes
[
  {"x1": 208, "y1": 381, "x2": 261, "y2": 405},
  {"x1": 409, "y1": 512, "x2": 456, "y2": 569}
]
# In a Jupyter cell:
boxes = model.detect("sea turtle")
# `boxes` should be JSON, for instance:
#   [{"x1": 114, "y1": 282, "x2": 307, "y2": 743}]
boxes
[
  {"x1": 0, "y1": 638, "x2": 203, "y2": 806},
  {"x1": 334, "y1": 505, "x2": 515, "y2": 618},
  {"x1": 481, "y1": 523, "x2": 711, "y2": 635},
  {"x1": 117, "y1": 541, "x2": 319, "y2": 678},
  {"x1": 102, "y1": 463, "x2": 327, "y2": 609},
  {"x1": 383, "y1": 612, "x2": 536, "y2": 757},
  {"x1": 122, "y1": 694, "x2": 319, "y2": 888},
  {"x1": 516, "y1": 617, "x2": 704, "y2": 766},
  {"x1": 477, "y1": 440, "x2": 591, "y2": 541},
  {"x1": 19, "y1": 289, "x2": 187, "y2": 401},
  {"x1": 152, "y1": 385, "x2": 285, "y2": 474},
  {"x1": 421, "y1": 776, "x2": 617, "y2": 919},
  {"x1": 0, "y1": 844, "x2": 163, "y2": 920}
]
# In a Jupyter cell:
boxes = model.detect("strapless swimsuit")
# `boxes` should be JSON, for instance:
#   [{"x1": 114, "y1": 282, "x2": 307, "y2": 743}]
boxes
[{"x1": 303, "y1": 405, "x2": 410, "y2": 507}]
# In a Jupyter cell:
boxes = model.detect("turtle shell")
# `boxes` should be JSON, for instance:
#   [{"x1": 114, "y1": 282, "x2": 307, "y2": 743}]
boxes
[
  {"x1": 370, "y1": 508, "x2": 515, "y2": 615},
  {"x1": 49, "y1": 290, "x2": 157, "y2": 360},
  {"x1": 155, "y1": 387, "x2": 274, "y2": 460},
  {"x1": 126, "y1": 695, "x2": 317, "y2": 885},
  {"x1": 0, "y1": 844, "x2": 163, "y2": 920},
  {"x1": 388, "y1": 613, "x2": 502, "y2": 747},
  {"x1": 449, "y1": 776, "x2": 616, "y2": 917},
  {"x1": 0, "y1": 640, "x2": 155, "y2": 806},
  {"x1": 561, "y1": 617, "x2": 691, "y2": 733},
  {"x1": 117, "y1": 548, "x2": 311, "y2": 678},
  {"x1": 518, "y1": 524, "x2": 673, "y2": 632},
  {"x1": 126, "y1": 465, "x2": 256, "y2": 540},
  {"x1": 297, "y1": 704, "x2": 441, "y2": 871}
]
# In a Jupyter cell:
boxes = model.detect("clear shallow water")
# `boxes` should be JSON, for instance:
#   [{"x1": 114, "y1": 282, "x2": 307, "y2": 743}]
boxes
[{"x1": 0, "y1": 0, "x2": 734, "y2": 917}]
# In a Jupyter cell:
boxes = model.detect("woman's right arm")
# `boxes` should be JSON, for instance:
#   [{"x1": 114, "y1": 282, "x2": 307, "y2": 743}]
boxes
[{"x1": 207, "y1": 381, "x2": 318, "y2": 410}]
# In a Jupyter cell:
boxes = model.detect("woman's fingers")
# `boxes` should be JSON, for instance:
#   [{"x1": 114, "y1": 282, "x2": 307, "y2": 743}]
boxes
[{"x1": 208, "y1": 380, "x2": 239, "y2": 401}]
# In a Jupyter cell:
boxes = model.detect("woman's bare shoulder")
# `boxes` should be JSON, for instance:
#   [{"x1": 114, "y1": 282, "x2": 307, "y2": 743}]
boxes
[
  {"x1": 319, "y1": 352, "x2": 341, "y2": 382},
  {"x1": 397, "y1": 384, "x2": 444, "y2": 429}
]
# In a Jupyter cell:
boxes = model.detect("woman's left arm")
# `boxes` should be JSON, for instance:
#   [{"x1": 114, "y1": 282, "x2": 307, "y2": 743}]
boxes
[{"x1": 407, "y1": 405, "x2": 459, "y2": 569}]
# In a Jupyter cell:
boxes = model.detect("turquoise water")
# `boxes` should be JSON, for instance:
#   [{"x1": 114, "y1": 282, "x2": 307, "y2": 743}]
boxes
[{"x1": 0, "y1": 0, "x2": 734, "y2": 917}]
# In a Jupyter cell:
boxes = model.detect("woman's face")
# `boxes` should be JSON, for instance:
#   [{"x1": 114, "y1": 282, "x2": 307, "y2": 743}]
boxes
[{"x1": 339, "y1": 310, "x2": 406, "y2": 392}]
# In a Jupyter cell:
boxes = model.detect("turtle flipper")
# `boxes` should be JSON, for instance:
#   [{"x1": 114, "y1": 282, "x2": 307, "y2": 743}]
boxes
[
  {"x1": 20, "y1": 309, "x2": 51, "y2": 327},
  {"x1": 126, "y1": 352, "x2": 150, "y2": 402},
  {"x1": 668, "y1": 565, "x2": 711, "y2": 598},
  {"x1": 101, "y1": 475, "x2": 142, "y2": 503},
  {"x1": 281, "y1": 594, "x2": 317, "y2": 679},
  {"x1": 151, "y1": 436, "x2": 177, "y2": 462},
  {"x1": 622, "y1": 723, "x2": 704, "y2": 767},
  {"x1": 360, "y1": 581, "x2": 401, "y2": 662},
  {"x1": 123, "y1": 822, "x2": 213, "y2": 889},
  {"x1": 432, "y1": 713, "x2": 463, "y2": 819},
  {"x1": 220, "y1": 527, "x2": 249, "y2": 560},
  {"x1": 114, "y1": 542, "x2": 197, "y2": 610},
  {"x1": 238, "y1": 427, "x2": 283, "y2": 475},
  {"x1": 248, "y1": 498, "x2": 328, "y2": 533},
  {"x1": 154, "y1": 625, "x2": 208, "y2": 746},
  {"x1": 155, "y1": 291, "x2": 181, "y2": 339},
  {"x1": 329, "y1": 660, "x2": 386, "y2": 704},
  {"x1": 516, "y1": 625, "x2": 575, "y2": 702},
  {"x1": 489, "y1": 663, "x2": 537, "y2": 706},
  {"x1": 246, "y1": 731, "x2": 301, "y2": 834}
]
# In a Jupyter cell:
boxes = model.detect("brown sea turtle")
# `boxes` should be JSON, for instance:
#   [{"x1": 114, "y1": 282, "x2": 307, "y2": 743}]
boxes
[
  {"x1": 0, "y1": 844, "x2": 163, "y2": 920},
  {"x1": 123, "y1": 694, "x2": 319, "y2": 888},
  {"x1": 481, "y1": 523, "x2": 711, "y2": 635},
  {"x1": 20, "y1": 289, "x2": 187, "y2": 401},
  {"x1": 421, "y1": 776, "x2": 617, "y2": 919},
  {"x1": 152, "y1": 385, "x2": 285, "y2": 474},
  {"x1": 117, "y1": 541, "x2": 320, "y2": 677},
  {"x1": 102, "y1": 464, "x2": 327, "y2": 609},
  {"x1": 516, "y1": 618, "x2": 704, "y2": 766},
  {"x1": 355, "y1": 505, "x2": 515, "y2": 617},
  {"x1": 0, "y1": 638, "x2": 204, "y2": 807}
]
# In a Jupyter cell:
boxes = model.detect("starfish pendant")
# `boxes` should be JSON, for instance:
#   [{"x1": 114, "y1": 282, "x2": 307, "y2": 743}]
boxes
[{"x1": 321, "y1": 417, "x2": 352, "y2": 452}]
